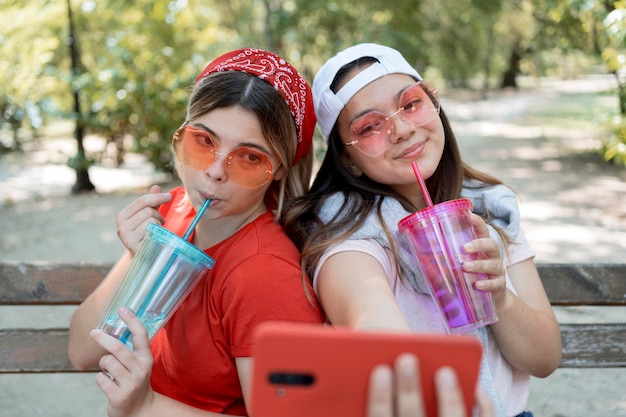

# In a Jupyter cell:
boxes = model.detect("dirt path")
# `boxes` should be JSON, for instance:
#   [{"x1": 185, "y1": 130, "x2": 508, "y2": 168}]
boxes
[
  {"x1": 1, "y1": 75, "x2": 625, "y2": 417},
  {"x1": 445, "y1": 83, "x2": 626, "y2": 264}
]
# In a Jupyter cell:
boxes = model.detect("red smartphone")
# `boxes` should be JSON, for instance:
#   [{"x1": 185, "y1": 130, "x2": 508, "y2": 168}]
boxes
[{"x1": 250, "y1": 322, "x2": 483, "y2": 417}]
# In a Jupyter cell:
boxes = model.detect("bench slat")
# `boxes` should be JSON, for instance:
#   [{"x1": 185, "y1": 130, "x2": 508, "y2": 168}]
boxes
[
  {"x1": 1, "y1": 324, "x2": 624, "y2": 373},
  {"x1": 0, "y1": 328, "x2": 96, "y2": 373},
  {"x1": 1, "y1": 262, "x2": 625, "y2": 306},
  {"x1": 1, "y1": 262, "x2": 624, "y2": 372},
  {"x1": 560, "y1": 323, "x2": 626, "y2": 367},
  {"x1": 0, "y1": 261, "x2": 111, "y2": 305},
  {"x1": 537, "y1": 263, "x2": 626, "y2": 306}
]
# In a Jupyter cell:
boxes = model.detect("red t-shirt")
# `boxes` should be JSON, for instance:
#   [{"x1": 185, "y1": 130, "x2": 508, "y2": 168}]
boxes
[{"x1": 150, "y1": 186, "x2": 324, "y2": 415}]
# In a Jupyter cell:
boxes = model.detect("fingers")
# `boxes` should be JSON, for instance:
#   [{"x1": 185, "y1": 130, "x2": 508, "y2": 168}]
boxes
[
  {"x1": 116, "y1": 192, "x2": 171, "y2": 230},
  {"x1": 367, "y1": 358, "x2": 492, "y2": 417},
  {"x1": 116, "y1": 188, "x2": 172, "y2": 253},
  {"x1": 118, "y1": 308, "x2": 152, "y2": 365},
  {"x1": 465, "y1": 214, "x2": 501, "y2": 264},
  {"x1": 366, "y1": 354, "x2": 427, "y2": 417},
  {"x1": 468, "y1": 213, "x2": 490, "y2": 239},
  {"x1": 367, "y1": 365, "x2": 394, "y2": 417},
  {"x1": 464, "y1": 252, "x2": 506, "y2": 297},
  {"x1": 95, "y1": 367, "x2": 119, "y2": 391},
  {"x1": 462, "y1": 237, "x2": 499, "y2": 265},
  {"x1": 91, "y1": 308, "x2": 152, "y2": 375},
  {"x1": 434, "y1": 367, "x2": 465, "y2": 417},
  {"x1": 90, "y1": 329, "x2": 132, "y2": 392},
  {"x1": 394, "y1": 354, "x2": 424, "y2": 417},
  {"x1": 462, "y1": 215, "x2": 506, "y2": 292},
  {"x1": 462, "y1": 238, "x2": 504, "y2": 280},
  {"x1": 87, "y1": 304, "x2": 157, "y2": 417},
  {"x1": 462, "y1": 252, "x2": 504, "y2": 282}
]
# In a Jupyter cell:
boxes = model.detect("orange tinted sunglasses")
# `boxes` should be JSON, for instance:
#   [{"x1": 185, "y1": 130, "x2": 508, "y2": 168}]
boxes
[{"x1": 172, "y1": 126, "x2": 275, "y2": 189}]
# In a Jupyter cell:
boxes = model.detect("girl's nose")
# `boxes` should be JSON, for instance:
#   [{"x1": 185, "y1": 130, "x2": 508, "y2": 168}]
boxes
[
  {"x1": 389, "y1": 112, "x2": 414, "y2": 144},
  {"x1": 205, "y1": 152, "x2": 228, "y2": 182}
]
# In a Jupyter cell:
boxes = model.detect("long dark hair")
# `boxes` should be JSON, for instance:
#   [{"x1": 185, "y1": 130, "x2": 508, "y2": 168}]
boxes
[{"x1": 282, "y1": 57, "x2": 506, "y2": 282}]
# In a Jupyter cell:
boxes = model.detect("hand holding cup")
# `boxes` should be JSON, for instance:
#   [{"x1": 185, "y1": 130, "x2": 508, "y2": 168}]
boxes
[
  {"x1": 462, "y1": 213, "x2": 507, "y2": 308},
  {"x1": 116, "y1": 185, "x2": 173, "y2": 255},
  {"x1": 399, "y1": 199, "x2": 499, "y2": 333}
]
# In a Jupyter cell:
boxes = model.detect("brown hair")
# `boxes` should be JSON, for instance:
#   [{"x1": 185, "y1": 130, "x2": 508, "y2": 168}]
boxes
[
  {"x1": 183, "y1": 71, "x2": 313, "y2": 217},
  {"x1": 282, "y1": 57, "x2": 509, "y2": 283}
]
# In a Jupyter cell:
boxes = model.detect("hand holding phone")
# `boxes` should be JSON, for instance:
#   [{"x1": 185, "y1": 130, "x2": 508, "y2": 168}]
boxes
[{"x1": 250, "y1": 322, "x2": 483, "y2": 417}]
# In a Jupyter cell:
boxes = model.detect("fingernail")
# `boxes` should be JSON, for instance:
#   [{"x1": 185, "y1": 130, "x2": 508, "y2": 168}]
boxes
[
  {"x1": 398, "y1": 354, "x2": 417, "y2": 377},
  {"x1": 119, "y1": 307, "x2": 129, "y2": 315},
  {"x1": 90, "y1": 329, "x2": 98, "y2": 337},
  {"x1": 464, "y1": 261, "x2": 475, "y2": 269},
  {"x1": 464, "y1": 243, "x2": 474, "y2": 252},
  {"x1": 372, "y1": 366, "x2": 392, "y2": 388},
  {"x1": 437, "y1": 367, "x2": 457, "y2": 388}
]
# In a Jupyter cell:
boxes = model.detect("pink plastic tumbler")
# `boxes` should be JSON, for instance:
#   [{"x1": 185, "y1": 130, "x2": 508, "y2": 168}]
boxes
[{"x1": 398, "y1": 199, "x2": 498, "y2": 333}]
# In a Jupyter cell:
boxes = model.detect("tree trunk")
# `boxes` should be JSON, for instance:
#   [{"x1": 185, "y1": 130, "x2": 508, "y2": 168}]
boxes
[
  {"x1": 67, "y1": 0, "x2": 95, "y2": 194},
  {"x1": 72, "y1": 166, "x2": 95, "y2": 193},
  {"x1": 70, "y1": 113, "x2": 95, "y2": 194},
  {"x1": 500, "y1": 46, "x2": 522, "y2": 89}
]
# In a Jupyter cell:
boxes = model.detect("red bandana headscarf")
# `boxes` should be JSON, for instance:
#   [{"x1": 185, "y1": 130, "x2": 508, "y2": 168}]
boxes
[{"x1": 195, "y1": 48, "x2": 316, "y2": 166}]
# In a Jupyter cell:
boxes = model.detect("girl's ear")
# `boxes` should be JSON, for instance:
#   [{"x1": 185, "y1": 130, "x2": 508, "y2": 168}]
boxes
[{"x1": 341, "y1": 153, "x2": 363, "y2": 177}]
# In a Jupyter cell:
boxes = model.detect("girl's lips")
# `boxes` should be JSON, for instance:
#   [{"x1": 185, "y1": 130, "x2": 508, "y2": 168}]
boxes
[
  {"x1": 201, "y1": 194, "x2": 219, "y2": 205},
  {"x1": 396, "y1": 141, "x2": 426, "y2": 159}
]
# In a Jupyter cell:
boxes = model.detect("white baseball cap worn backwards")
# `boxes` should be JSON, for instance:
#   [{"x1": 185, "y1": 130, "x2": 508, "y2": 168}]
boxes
[{"x1": 312, "y1": 43, "x2": 423, "y2": 141}]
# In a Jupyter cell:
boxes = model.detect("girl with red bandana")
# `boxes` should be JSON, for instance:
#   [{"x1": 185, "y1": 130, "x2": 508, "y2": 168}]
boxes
[{"x1": 68, "y1": 48, "x2": 324, "y2": 417}]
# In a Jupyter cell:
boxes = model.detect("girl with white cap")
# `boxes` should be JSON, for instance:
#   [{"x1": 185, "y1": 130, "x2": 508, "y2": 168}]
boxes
[{"x1": 283, "y1": 43, "x2": 561, "y2": 417}]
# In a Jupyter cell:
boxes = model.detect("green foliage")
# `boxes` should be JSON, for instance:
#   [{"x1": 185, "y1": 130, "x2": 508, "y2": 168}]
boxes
[
  {"x1": 74, "y1": 0, "x2": 228, "y2": 172},
  {"x1": 0, "y1": 1, "x2": 68, "y2": 151},
  {"x1": 598, "y1": 1, "x2": 626, "y2": 166},
  {"x1": 2, "y1": 0, "x2": 626, "y2": 175},
  {"x1": 67, "y1": 151, "x2": 95, "y2": 170},
  {"x1": 418, "y1": 1, "x2": 498, "y2": 87},
  {"x1": 602, "y1": 2, "x2": 626, "y2": 86},
  {"x1": 1, "y1": 0, "x2": 239, "y2": 171},
  {"x1": 601, "y1": 115, "x2": 626, "y2": 168}
]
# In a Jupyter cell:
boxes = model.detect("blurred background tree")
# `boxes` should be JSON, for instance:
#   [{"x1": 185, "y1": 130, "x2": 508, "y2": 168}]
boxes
[
  {"x1": 600, "y1": 0, "x2": 626, "y2": 167},
  {"x1": 1, "y1": 0, "x2": 66, "y2": 152},
  {"x1": 1, "y1": 0, "x2": 624, "y2": 193}
]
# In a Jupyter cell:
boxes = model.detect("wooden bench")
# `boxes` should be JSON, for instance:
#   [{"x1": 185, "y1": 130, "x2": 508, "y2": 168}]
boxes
[{"x1": 1, "y1": 261, "x2": 625, "y2": 373}]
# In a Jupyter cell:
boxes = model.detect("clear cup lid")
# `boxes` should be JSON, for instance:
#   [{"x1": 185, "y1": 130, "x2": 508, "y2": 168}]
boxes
[
  {"x1": 398, "y1": 198, "x2": 473, "y2": 229},
  {"x1": 147, "y1": 223, "x2": 215, "y2": 268}
]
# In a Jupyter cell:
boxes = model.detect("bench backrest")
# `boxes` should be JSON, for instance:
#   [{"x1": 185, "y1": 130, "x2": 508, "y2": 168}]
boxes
[{"x1": 1, "y1": 261, "x2": 625, "y2": 372}]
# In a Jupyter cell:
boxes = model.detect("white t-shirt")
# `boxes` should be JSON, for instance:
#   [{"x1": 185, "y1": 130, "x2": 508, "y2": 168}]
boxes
[{"x1": 313, "y1": 229, "x2": 535, "y2": 417}]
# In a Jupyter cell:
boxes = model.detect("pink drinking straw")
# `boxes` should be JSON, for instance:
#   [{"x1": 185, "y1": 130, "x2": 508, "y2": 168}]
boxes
[
  {"x1": 411, "y1": 161, "x2": 457, "y2": 295},
  {"x1": 411, "y1": 161, "x2": 433, "y2": 207}
]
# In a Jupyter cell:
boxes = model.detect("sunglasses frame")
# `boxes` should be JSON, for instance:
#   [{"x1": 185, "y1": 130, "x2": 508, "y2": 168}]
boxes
[
  {"x1": 172, "y1": 126, "x2": 276, "y2": 189},
  {"x1": 345, "y1": 81, "x2": 440, "y2": 157}
]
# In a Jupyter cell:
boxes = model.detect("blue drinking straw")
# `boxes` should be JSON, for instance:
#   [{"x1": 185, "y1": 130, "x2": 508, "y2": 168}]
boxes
[
  {"x1": 183, "y1": 198, "x2": 211, "y2": 240},
  {"x1": 119, "y1": 198, "x2": 212, "y2": 345}
]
